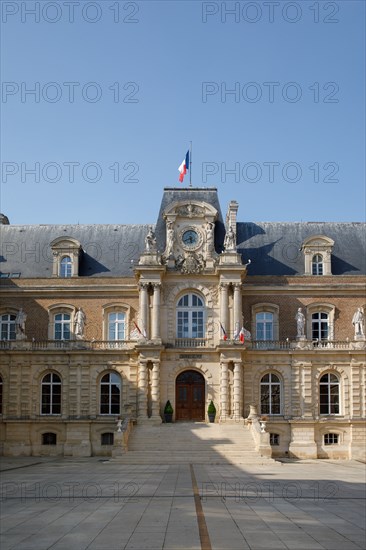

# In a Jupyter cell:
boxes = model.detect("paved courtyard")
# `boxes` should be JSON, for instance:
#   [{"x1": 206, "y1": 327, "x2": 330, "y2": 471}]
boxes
[{"x1": 0, "y1": 457, "x2": 365, "y2": 550}]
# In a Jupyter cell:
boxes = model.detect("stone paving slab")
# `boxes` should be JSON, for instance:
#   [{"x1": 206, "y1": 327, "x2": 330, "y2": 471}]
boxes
[{"x1": 0, "y1": 458, "x2": 365, "y2": 550}]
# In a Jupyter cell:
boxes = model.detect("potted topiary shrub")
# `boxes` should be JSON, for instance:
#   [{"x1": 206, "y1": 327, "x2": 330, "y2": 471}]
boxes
[
  {"x1": 207, "y1": 400, "x2": 216, "y2": 423},
  {"x1": 164, "y1": 400, "x2": 173, "y2": 423}
]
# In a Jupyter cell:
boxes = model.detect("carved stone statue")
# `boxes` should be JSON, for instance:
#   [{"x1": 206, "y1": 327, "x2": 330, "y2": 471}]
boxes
[
  {"x1": 295, "y1": 307, "x2": 305, "y2": 338},
  {"x1": 224, "y1": 225, "x2": 236, "y2": 251},
  {"x1": 15, "y1": 308, "x2": 27, "y2": 339},
  {"x1": 74, "y1": 308, "x2": 86, "y2": 340},
  {"x1": 352, "y1": 307, "x2": 365, "y2": 338},
  {"x1": 165, "y1": 221, "x2": 175, "y2": 257},
  {"x1": 145, "y1": 226, "x2": 157, "y2": 253},
  {"x1": 206, "y1": 222, "x2": 214, "y2": 256}
]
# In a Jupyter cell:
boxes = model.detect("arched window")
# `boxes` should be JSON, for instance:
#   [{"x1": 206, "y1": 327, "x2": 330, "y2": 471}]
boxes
[
  {"x1": 0, "y1": 376, "x2": 3, "y2": 414},
  {"x1": 101, "y1": 432, "x2": 114, "y2": 445},
  {"x1": 312, "y1": 254, "x2": 323, "y2": 275},
  {"x1": 0, "y1": 313, "x2": 16, "y2": 340},
  {"x1": 108, "y1": 312, "x2": 125, "y2": 340},
  {"x1": 320, "y1": 373, "x2": 340, "y2": 415},
  {"x1": 312, "y1": 312, "x2": 329, "y2": 341},
  {"x1": 41, "y1": 373, "x2": 61, "y2": 415},
  {"x1": 100, "y1": 372, "x2": 121, "y2": 415},
  {"x1": 60, "y1": 256, "x2": 72, "y2": 277},
  {"x1": 256, "y1": 312, "x2": 273, "y2": 340},
  {"x1": 176, "y1": 293, "x2": 205, "y2": 339},
  {"x1": 54, "y1": 313, "x2": 71, "y2": 340},
  {"x1": 42, "y1": 432, "x2": 57, "y2": 445},
  {"x1": 260, "y1": 373, "x2": 281, "y2": 415}
]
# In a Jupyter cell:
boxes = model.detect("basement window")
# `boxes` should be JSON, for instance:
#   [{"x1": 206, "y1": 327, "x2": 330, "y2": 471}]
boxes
[
  {"x1": 101, "y1": 432, "x2": 114, "y2": 446},
  {"x1": 270, "y1": 433, "x2": 280, "y2": 446},
  {"x1": 324, "y1": 433, "x2": 339, "y2": 445}
]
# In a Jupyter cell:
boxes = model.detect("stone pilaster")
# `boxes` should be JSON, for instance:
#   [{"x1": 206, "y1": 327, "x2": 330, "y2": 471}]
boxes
[
  {"x1": 233, "y1": 361, "x2": 243, "y2": 420},
  {"x1": 151, "y1": 361, "x2": 162, "y2": 423},
  {"x1": 138, "y1": 360, "x2": 148, "y2": 420},
  {"x1": 220, "y1": 283, "x2": 229, "y2": 337},
  {"x1": 151, "y1": 283, "x2": 161, "y2": 341},
  {"x1": 233, "y1": 283, "x2": 242, "y2": 331},
  {"x1": 220, "y1": 362, "x2": 229, "y2": 421},
  {"x1": 139, "y1": 282, "x2": 149, "y2": 337}
]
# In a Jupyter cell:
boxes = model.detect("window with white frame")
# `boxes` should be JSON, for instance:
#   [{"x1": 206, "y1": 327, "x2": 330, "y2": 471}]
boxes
[
  {"x1": 324, "y1": 433, "x2": 339, "y2": 445},
  {"x1": 312, "y1": 312, "x2": 329, "y2": 341},
  {"x1": 252, "y1": 304, "x2": 279, "y2": 341},
  {"x1": 108, "y1": 312, "x2": 126, "y2": 340},
  {"x1": 100, "y1": 372, "x2": 121, "y2": 415},
  {"x1": 60, "y1": 256, "x2": 72, "y2": 277},
  {"x1": 312, "y1": 254, "x2": 323, "y2": 275},
  {"x1": 176, "y1": 293, "x2": 205, "y2": 339},
  {"x1": 54, "y1": 313, "x2": 71, "y2": 340},
  {"x1": 307, "y1": 304, "x2": 335, "y2": 341},
  {"x1": 260, "y1": 373, "x2": 281, "y2": 415},
  {"x1": 41, "y1": 373, "x2": 61, "y2": 415},
  {"x1": 256, "y1": 312, "x2": 273, "y2": 340},
  {"x1": 319, "y1": 373, "x2": 340, "y2": 415},
  {"x1": 0, "y1": 313, "x2": 16, "y2": 340}
]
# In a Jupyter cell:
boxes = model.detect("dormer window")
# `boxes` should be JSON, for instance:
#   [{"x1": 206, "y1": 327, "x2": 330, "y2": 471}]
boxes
[
  {"x1": 301, "y1": 235, "x2": 334, "y2": 276},
  {"x1": 50, "y1": 237, "x2": 82, "y2": 278},
  {"x1": 312, "y1": 254, "x2": 323, "y2": 275}
]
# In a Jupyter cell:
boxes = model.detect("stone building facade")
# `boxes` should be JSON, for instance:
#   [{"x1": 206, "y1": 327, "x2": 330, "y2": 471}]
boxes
[{"x1": 0, "y1": 188, "x2": 365, "y2": 460}]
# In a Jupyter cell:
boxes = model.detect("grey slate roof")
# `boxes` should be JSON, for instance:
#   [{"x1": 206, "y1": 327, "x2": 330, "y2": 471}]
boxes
[
  {"x1": 0, "y1": 224, "x2": 151, "y2": 277},
  {"x1": 237, "y1": 222, "x2": 366, "y2": 276},
  {"x1": 0, "y1": 189, "x2": 365, "y2": 278}
]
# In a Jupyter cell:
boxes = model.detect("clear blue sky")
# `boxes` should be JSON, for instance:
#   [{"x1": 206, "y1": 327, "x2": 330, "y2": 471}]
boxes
[{"x1": 1, "y1": 0, "x2": 365, "y2": 224}]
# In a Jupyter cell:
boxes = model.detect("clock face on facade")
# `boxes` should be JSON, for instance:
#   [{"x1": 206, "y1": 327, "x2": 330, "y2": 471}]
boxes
[{"x1": 182, "y1": 229, "x2": 199, "y2": 248}]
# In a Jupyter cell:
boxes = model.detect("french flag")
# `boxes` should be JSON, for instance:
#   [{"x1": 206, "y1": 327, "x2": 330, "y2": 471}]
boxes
[
  {"x1": 220, "y1": 322, "x2": 228, "y2": 341},
  {"x1": 178, "y1": 151, "x2": 189, "y2": 182}
]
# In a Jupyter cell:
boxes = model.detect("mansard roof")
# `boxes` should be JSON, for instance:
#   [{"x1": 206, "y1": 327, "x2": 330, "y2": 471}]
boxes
[
  {"x1": 237, "y1": 222, "x2": 366, "y2": 276},
  {"x1": 0, "y1": 188, "x2": 365, "y2": 278}
]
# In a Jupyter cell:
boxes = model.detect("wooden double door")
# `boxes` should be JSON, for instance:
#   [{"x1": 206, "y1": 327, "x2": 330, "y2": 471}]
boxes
[{"x1": 176, "y1": 370, "x2": 205, "y2": 421}]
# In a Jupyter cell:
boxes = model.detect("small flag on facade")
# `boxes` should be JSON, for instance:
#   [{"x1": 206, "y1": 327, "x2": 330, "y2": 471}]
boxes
[
  {"x1": 220, "y1": 322, "x2": 228, "y2": 341},
  {"x1": 239, "y1": 327, "x2": 245, "y2": 343},
  {"x1": 178, "y1": 151, "x2": 189, "y2": 182},
  {"x1": 134, "y1": 321, "x2": 147, "y2": 338}
]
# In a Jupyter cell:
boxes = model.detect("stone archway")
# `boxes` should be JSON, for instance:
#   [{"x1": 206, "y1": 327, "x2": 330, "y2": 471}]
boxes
[{"x1": 175, "y1": 370, "x2": 205, "y2": 421}]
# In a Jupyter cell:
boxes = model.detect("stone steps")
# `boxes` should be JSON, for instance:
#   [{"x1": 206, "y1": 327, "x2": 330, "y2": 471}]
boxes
[{"x1": 113, "y1": 422, "x2": 275, "y2": 465}]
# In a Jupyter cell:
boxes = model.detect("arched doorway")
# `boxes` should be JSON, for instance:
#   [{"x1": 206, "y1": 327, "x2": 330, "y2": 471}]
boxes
[{"x1": 176, "y1": 370, "x2": 205, "y2": 421}]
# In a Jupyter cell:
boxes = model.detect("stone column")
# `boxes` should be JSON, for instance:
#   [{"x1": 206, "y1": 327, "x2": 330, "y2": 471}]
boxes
[
  {"x1": 233, "y1": 362, "x2": 243, "y2": 421},
  {"x1": 220, "y1": 362, "x2": 229, "y2": 421},
  {"x1": 220, "y1": 283, "x2": 229, "y2": 337},
  {"x1": 151, "y1": 283, "x2": 161, "y2": 340},
  {"x1": 233, "y1": 283, "x2": 242, "y2": 332},
  {"x1": 151, "y1": 361, "x2": 161, "y2": 421},
  {"x1": 138, "y1": 360, "x2": 148, "y2": 420},
  {"x1": 139, "y1": 282, "x2": 149, "y2": 337}
]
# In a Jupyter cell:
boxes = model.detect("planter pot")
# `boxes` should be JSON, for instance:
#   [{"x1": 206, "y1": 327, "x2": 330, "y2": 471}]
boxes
[
  {"x1": 208, "y1": 413, "x2": 216, "y2": 423},
  {"x1": 164, "y1": 413, "x2": 173, "y2": 423}
]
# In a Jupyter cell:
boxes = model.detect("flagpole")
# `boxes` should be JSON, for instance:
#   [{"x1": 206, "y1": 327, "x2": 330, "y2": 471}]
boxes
[{"x1": 189, "y1": 141, "x2": 192, "y2": 187}]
